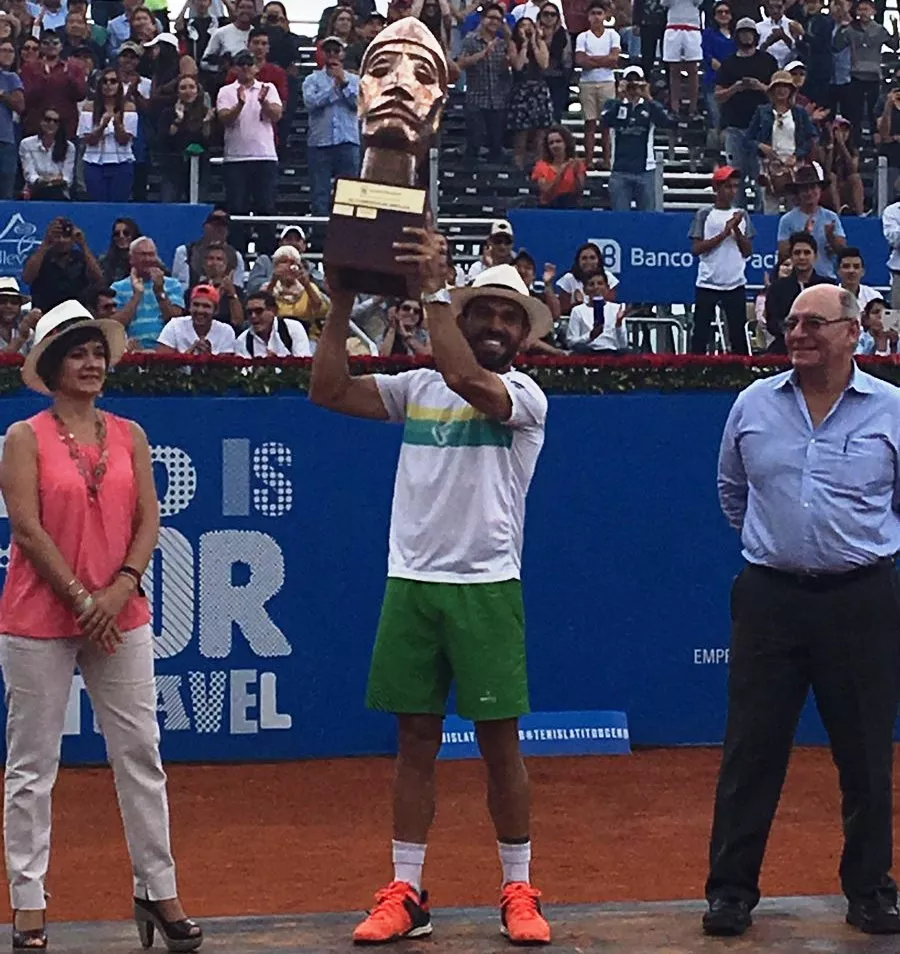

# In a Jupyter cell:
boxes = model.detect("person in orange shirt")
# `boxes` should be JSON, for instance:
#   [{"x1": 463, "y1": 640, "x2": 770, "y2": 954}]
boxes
[{"x1": 531, "y1": 124, "x2": 586, "y2": 206}]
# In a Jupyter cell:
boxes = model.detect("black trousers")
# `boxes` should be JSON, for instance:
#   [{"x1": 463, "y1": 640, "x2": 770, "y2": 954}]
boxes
[
  {"x1": 692, "y1": 286, "x2": 749, "y2": 355},
  {"x1": 706, "y1": 562, "x2": 900, "y2": 909}
]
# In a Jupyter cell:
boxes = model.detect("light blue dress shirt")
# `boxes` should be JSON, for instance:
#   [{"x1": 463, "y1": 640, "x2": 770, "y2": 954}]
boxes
[
  {"x1": 112, "y1": 275, "x2": 185, "y2": 350},
  {"x1": 301, "y1": 69, "x2": 360, "y2": 148},
  {"x1": 718, "y1": 365, "x2": 900, "y2": 572}
]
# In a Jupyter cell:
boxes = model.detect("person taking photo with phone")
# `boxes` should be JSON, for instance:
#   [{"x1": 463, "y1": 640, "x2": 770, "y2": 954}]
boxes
[{"x1": 21, "y1": 217, "x2": 105, "y2": 314}]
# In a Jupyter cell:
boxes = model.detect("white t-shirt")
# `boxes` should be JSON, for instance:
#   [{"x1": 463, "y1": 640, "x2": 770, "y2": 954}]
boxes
[
  {"x1": 844, "y1": 283, "x2": 880, "y2": 309},
  {"x1": 689, "y1": 206, "x2": 755, "y2": 291},
  {"x1": 157, "y1": 316, "x2": 236, "y2": 354},
  {"x1": 235, "y1": 318, "x2": 311, "y2": 357},
  {"x1": 556, "y1": 270, "x2": 620, "y2": 308},
  {"x1": 576, "y1": 29, "x2": 621, "y2": 84},
  {"x1": 757, "y1": 16, "x2": 800, "y2": 68},
  {"x1": 771, "y1": 108, "x2": 796, "y2": 158},
  {"x1": 373, "y1": 368, "x2": 547, "y2": 584},
  {"x1": 567, "y1": 300, "x2": 628, "y2": 351}
]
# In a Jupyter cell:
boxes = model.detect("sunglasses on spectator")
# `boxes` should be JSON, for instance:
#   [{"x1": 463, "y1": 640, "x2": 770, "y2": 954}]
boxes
[
  {"x1": 491, "y1": 234, "x2": 513, "y2": 244},
  {"x1": 399, "y1": 303, "x2": 421, "y2": 314},
  {"x1": 102, "y1": 76, "x2": 118, "y2": 84},
  {"x1": 113, "y1": 227, "x2": 132, "y2": 237}
]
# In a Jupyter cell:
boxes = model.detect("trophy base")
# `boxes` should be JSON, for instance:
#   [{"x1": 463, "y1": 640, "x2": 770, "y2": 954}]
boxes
[
  {"x1": 328, "y1": 266, "x2": 421, "y2": 300},
  {"x1": 324, "y1": 178, "x2": 429, "y2": 301}
]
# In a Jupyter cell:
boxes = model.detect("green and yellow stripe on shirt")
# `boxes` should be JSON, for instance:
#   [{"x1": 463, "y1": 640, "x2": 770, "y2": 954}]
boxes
[{"x1": 403, "y1": 403, "x2": 513, "y2": 449}]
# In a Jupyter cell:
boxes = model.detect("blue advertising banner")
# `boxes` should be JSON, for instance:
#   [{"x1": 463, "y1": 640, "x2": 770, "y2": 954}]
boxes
[
  {"x1": 0, "y1": 202, "x2": 213, "y2": 288},
  {"x1": 507, "y1": 210, "x2": 890, "y2": 304},
  {"x1": 0, "y1": 391, "x2": 872, "y2": 764},
  {"x1": 439, "y1": 712, "x2": 631, "y2": 760}
]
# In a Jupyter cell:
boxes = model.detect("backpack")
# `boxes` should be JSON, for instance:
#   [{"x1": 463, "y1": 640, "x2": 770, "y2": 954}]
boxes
[{"x1": 247, "y1": 317, "x2": 293, "y2": 356}]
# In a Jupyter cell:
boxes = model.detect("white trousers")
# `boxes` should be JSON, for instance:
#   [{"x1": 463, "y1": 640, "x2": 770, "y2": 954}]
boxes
[{"x1": 0, "y1": 624, "x2": 177, "y2": 909}]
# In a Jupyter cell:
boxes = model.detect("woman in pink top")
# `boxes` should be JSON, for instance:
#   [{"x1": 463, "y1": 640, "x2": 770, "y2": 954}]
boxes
[{"x1": 0, "y1": 301, "x2": 202, "y2": 953}]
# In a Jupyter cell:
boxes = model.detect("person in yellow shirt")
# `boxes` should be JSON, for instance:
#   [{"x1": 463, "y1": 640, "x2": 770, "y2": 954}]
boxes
[{"x1": 264, "y1": 245, "x2": 330, "y2": 340}]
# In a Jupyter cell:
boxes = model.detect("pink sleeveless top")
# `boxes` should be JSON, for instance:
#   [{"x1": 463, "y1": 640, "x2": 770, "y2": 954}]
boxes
[{"x1": 0, "y1": 410, "x2": 151, "y2": 639}]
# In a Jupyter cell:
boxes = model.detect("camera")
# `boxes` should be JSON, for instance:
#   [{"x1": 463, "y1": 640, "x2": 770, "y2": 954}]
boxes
[{"x1": 58, "y1": 219, "x2": 73, "y2": 237}]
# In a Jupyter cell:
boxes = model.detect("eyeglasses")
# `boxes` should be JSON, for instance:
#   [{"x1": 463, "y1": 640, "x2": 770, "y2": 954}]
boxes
[
  {"x1": 399, "y1": 303, "x2": 421, "y2": 314},
  {"x1": 113, "y1": 227, "x2": 132, "y2": 237},
  {"x1": 102, "y1": 77, "x2": 119, "y2": 84},
  {"x1": 247, "y1": 306, "x2": 268, "y2": 316},
  {"x1": 783, "y1": 315, "x2": 854, "y2": 332}
]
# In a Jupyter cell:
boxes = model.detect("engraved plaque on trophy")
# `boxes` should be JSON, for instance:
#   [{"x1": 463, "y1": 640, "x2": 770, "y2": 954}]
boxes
[
  {"x1": 323, "y1": 17, "x2": 448, "y2": 299},
  {"x1": 325, "y1": 178, "x2": 429, "y2": 299}
]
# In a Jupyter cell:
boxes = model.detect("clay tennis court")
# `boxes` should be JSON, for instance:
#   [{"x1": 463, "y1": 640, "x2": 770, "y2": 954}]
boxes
[{"x1": 34, "y1": 746, "x2": 868, "y2": 923}]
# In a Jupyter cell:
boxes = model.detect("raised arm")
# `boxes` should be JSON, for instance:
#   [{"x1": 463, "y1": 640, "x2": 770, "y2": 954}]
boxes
[
  {"x1": 395, "y1": 228, "x2": 514, "y2": 421},
  {"x1": 309, "y1": 281, "x2": 389, "y2": 419}
]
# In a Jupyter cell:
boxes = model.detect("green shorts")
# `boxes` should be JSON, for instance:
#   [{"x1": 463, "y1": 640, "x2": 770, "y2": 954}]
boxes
[{"x1": 366, "y1": 578, "x2": 530, "y2": 722}]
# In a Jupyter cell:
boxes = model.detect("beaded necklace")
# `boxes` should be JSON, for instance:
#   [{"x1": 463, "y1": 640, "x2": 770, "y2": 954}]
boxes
[{"x1": 51, "y1": 409, "x2": 109, "y2": 501}]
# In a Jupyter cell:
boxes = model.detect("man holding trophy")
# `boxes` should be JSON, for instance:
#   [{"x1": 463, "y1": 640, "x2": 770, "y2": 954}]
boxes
[{"x1": 312, "y1": 18, "x2": 553, "y2": 946}]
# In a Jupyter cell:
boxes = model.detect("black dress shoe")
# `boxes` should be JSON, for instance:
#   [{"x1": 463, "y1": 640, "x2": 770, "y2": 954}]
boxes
[
  {"x1": 846, "y1": 899, "x2": 900, "y2": 934},
  {"x1": 702, "y1": 898, "x2": 752, "y2": 937}
]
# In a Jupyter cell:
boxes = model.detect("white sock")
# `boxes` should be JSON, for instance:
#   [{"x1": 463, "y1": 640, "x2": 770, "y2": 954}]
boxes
[
  {"x1": 392, "y1": 840, "x2": 426, "y2": 893},
  {"x1": 498, "y1": 840, "x2": 531, "y2": 885}
]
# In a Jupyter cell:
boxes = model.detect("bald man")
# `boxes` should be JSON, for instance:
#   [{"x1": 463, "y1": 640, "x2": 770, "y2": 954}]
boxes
[{"x1": 704, "y1": 284, "x2": 900, "y2": 938}]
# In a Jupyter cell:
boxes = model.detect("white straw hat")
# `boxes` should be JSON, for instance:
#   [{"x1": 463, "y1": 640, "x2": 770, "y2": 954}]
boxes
[
  {"x1": 21, "y1": 300, "x2": 126, "y2": 395},
  {"x1": 450, "y1": 264, "x2": 553, "y2": 342},
  {"x1": 0, "y1": 277, "x2": 29, "y2": 301}
]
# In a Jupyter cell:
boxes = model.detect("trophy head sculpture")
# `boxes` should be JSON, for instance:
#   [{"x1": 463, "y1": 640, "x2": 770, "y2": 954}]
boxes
[{"x1": 358, "y1": 16, "x2": 449, "y2": 184}]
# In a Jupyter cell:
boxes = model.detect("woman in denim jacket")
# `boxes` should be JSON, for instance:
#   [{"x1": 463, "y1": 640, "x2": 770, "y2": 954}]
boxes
[{"x1": 747, "y1": 69, "x2": 817, "y2": 211}]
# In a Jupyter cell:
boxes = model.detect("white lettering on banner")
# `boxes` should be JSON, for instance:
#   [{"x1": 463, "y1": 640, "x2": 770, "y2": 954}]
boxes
[
  {"x1": 152, "y1": 445, "x2": 198, "y2": 517},
  {"x1": 146, "y1": 527, "x2": 195, "y2": 659},
  {"x1": 631, "y1": 249, "x2": 694, "y2": 269},
  {"x1": 63, "y1": 670, "x2": 291, "y2": 735},
  {"x1": 253, "y1": 443, "x2": 293, "y2": 517},
  {"x1": 750, "y1": 252, "x2": 778, "y2": 272},
  {"x1": 694, "y1": 648, "x2": 729, "y2": 664},
  {"x1": 220, "y1": 439, "x2": 293, "y2": 517},
  {"x1": 0, "y1": 213, "x2": 41, "y2": 272},
  {"x1": 588, "y1": 237, "x2": 622, "y2": 275},
  {"x1": 199, "y1": 530, "x2": 290, "y2": 658},
  {"x1": 0, "y1": 435, "x2": 297, "y2": 740}
]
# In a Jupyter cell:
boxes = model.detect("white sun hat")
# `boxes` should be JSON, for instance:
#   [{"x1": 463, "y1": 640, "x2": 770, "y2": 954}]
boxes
[
  {"x1": 22, "y1": 300, "x2": 127, "y2": 395},
  {"x1": 450, "y1": 263, "x2": 553, "y2": 342},
  {"x1": 0, "y1": 277, "x2": 29, "y2": 301}
]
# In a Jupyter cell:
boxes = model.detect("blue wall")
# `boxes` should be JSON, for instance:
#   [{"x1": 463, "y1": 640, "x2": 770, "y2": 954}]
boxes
[
  {"x1": 508, "y1": 210, "x2": 891, "y2": 303},
  {"x1": 0, "y1": 391, "x2": 835, "y2": 763}
]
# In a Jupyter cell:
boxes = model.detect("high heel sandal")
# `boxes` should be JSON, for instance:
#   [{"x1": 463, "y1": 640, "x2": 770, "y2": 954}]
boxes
[
  {"x1": 12, "y1": 910, "x2": 46, "y2": 951},
  {"x1": 133, "y1": 899, "x2": 202, "y2": 953}
]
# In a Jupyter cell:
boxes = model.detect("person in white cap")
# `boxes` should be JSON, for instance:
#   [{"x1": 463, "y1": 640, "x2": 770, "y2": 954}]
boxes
[
  {"x1": 246, "y1": 224, "x2": 322, "y2": 294},
  {"x1": 600, "y1": 64, "x2": 676, "y2": 210},
  {"x1": 0, "y1": 301, "x2": 202, "y2": 954},
  {"x1": 311, "y1": 228, "x2": 553, "y2": 947},
  {"x1": 714, "y1": 18, "x2": 778, "y2": 207},
  {"x1": 0, "y1": 278, "x2": 40, "y2": 355},
  {"x1": 466, "y1": 219, "x2": 516, "y2": 283}
]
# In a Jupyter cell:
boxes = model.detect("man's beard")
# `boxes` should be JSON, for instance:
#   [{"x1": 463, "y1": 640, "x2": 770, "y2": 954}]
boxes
[{"x1": 468, "y1": 331, "x2": 519, "y2": 371}]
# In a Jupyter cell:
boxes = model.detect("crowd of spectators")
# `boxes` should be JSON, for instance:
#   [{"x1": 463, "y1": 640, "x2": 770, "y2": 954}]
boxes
[{"x1": 0, "y1": 0, "x2": 896, "y2": 361}]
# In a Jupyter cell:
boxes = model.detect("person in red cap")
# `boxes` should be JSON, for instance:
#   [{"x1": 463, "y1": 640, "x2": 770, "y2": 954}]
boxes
[
  {"x1": 156, "y1": 284, "x2": 236, "y2": 354},
  {"x1": 687, "y1": 165, "x2": 754, "y2": 353}
]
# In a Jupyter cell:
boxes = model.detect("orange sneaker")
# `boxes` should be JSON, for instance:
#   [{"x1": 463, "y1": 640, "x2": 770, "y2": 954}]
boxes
[
  {"x1": 353, "y1": 880, "x2": 432, "y2": 945},
  {"x1": 500, "y1": 882, "x2": 551, "y2": 946}
]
